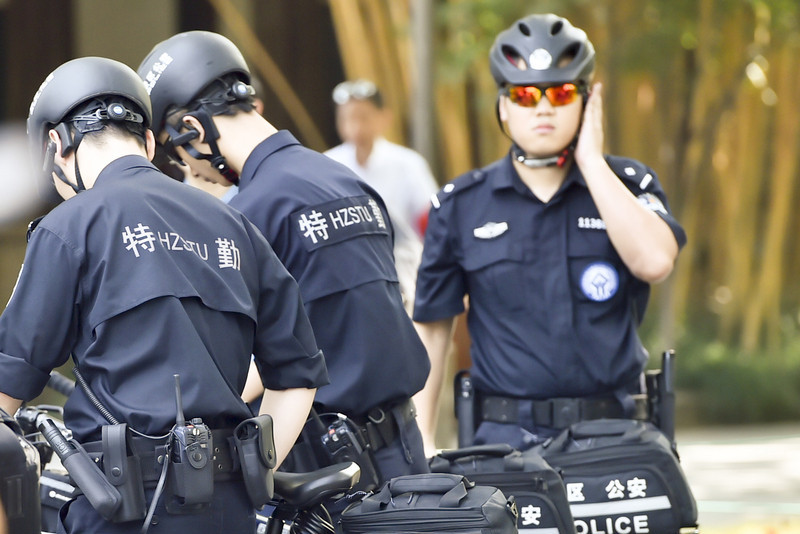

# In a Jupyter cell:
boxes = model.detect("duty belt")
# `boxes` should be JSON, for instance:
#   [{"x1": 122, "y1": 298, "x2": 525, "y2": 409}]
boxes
[
  {"x1": 83, "y1": 427, "x2": 238, "y2": 484},
  {"x1": 479, "y1": 394, "x2": 648, "y2": 429},
  {"x1": 344, "y1": 398, "x2": 416, "y2": 452}
]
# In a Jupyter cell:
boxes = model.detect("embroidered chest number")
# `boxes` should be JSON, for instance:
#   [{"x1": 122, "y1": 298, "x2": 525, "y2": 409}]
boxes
[{"x1": 577, "y1": 216, "x2": 606, "y2": 230}]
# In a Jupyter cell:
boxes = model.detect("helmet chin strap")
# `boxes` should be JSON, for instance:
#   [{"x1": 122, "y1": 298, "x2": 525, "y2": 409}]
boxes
[
  {"x1": 511, "y1": 143, "x2": 572, "y2": 168},
  {"x1": 44, "y1": 137, "x2": 87, "y2": 195},
  {"x1": 53, "y1": 163, "x2": 86, "y2": 194},
  {"x1": 167, "y1": 108, "x2": 240, "y2": 185}
]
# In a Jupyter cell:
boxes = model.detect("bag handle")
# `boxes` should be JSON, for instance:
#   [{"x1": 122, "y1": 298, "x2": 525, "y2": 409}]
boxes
[
  {"x1": 538, "y1": 419, "x2": 647, "y2": 454},
  {"x1": 568, "y1": 419, "x2": 642, "y2": 440},
  {"x1": 430, "y1": 444, "x2": 524, "y2": 473},
  {"x1": 360, "y1": 474, "x2": 472, "y2": 512},
  {"x1": 436, "y1": 444, "x2": 516, "y2": 461}
]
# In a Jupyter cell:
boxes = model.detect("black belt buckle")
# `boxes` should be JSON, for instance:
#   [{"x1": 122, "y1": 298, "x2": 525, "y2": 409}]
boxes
[{"x1": 551, "y1": 398, "x2": 581, "y2": 428}]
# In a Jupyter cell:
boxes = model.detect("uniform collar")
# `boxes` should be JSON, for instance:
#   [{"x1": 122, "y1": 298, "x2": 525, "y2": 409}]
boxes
[
  {"x1": 493, "y1": 151, "x2": 587, "y2": 197},
  {"x1": 239, "y1": 130, "x2": 301, "y2": 189},
  {"x1": 93, "y1": 155, "x2": 159, "y2": 187}
]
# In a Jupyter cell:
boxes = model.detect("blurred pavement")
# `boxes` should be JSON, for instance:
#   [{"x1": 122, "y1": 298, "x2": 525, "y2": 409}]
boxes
[{"x1": 676, "y1": 423, "x2": 800, "y2": 533}]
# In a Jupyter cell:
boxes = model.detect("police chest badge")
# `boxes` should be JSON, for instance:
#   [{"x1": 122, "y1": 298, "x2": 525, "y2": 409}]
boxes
[
  {"x1": 473, "y1": 221, "x2": 509, "y2": 239},
  {"x1": 580, "y1": 262, "x2": 619, "y2": 302}
]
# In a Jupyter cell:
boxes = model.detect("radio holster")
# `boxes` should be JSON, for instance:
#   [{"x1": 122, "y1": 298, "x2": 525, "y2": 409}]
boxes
[
  {"x1": 233, "y1": 414, "x2": 276, "y2": 509},
  {"x1": 282, "y1": 409, "x2": 381, "y2": 493},
  {"x1": 101, "y1": 424, "x2": 146, "y2": 523},
  {"x1": 166, "y1": 417, "x2": 214, "y2": 514},
  {"x1": 319, "y1": 414, "x2": 381, "y2": 492}
]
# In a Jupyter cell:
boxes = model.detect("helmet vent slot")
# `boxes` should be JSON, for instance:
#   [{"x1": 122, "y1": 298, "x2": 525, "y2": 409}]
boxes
[
  {"x1": 557, "y1": 43, "x2": 581, "y2": 68},
  {"x1": 501, "y1": 45, "x2": 526, "y2": 69},
  {"x1": 518, "y1": 22, "x2": 531, "y2": 36},
  {"x1": 550, "y1": 20, "x2": 564, "y2": 36}
]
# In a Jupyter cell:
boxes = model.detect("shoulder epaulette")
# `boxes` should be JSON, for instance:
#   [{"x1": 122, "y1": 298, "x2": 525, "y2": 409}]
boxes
[
  {"x1": 605, "y1": 156, "x2": 655, "y2": 192},
  {"x1": 430, "y1": 169, "x2": 487, "y2": 209},
  {"x1": 26, "y1": 216, "x2": 45, "y2": 243}
]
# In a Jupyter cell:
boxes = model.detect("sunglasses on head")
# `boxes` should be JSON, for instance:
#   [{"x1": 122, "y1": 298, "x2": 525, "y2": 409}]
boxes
[
  {"x1": 332, "y1": 79, "x2": 380, "y2": 105},
  {"x1": 504, "y1": 82, "x2": 585, "y2": 108}
]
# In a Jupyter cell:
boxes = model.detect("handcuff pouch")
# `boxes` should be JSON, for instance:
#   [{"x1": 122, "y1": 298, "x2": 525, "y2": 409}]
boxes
[
  {"x1": 101, "y1": 423, "x2": 146, "y2": 523},
  {"x1": 233, "y1": 414, "x2": 276, "y2": 508}
]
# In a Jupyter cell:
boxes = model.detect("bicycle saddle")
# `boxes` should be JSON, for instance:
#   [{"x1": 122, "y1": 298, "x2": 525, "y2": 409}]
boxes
[{"x1": 273, "y1": 462, "x2": 361, "y2": 509}]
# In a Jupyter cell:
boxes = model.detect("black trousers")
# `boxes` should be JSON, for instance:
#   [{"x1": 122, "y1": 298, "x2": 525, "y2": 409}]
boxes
[{"x1": 56, "y1": 480, "x2": 254, "y2": 534}]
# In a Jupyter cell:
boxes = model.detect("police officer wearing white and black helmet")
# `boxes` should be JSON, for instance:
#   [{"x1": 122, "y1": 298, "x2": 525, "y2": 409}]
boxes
[
  {"x1": 413, "y1": 14, "x2": 687, "y2": 454},
  {"x1": 0, "y1": 56, "x2": 328, "y2": 533}
]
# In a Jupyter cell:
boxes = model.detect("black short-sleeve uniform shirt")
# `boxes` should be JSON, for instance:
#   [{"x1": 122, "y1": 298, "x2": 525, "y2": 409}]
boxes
[
  {"x1": 0, "y1": 155, "x2": 327, "y2": 442},
  {"x1": 229, "y1": 131, "x2": 430, "y2": 415},
  {"x1": 413, "y1": 154, "x2": 686, "y2": 400}
]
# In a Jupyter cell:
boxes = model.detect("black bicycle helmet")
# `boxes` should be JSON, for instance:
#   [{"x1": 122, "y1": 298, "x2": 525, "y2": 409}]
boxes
[
  {"x1": 27, "y1": 57, "x2": 152, "y2": 171},
  {"x1": 138, "y1": 30, "x2": 251, "y2": 135},
  {"x1": 489, "y1": 13, "x2": 595, "y2": 87},
  {"x1": 27, "y1": 57, "x2": 152, "y2": 192}
]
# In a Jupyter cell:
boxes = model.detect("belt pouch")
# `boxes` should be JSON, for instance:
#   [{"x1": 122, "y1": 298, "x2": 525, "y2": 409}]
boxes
[
  {"x1": 101, "y1": 424, "x2": 146, "y2": 523},
  {"x1": 233, "y1": 414, "x2": 276, "y2": 508},
  {"x1": 324, "y1": 415, "x2": 381, "y2": 492},
  {"x1": 166, "y1": 420, "x2": 214, "y2": 513}
]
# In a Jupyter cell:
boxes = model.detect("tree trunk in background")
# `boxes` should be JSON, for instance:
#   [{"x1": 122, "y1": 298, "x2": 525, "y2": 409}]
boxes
[
  {"x1": 742, "y1": 39, "x2": 800, "y2": 352},
  {"x1": 329, "y1": 0, "x2": 412, "y2": 146}
]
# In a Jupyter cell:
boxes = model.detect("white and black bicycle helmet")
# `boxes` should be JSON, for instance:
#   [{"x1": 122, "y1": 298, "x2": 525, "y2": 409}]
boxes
[
  {"x1": 138, "y1": 30, "x2": 252, "y2": 134},
  {"x1": 137, "y1": 31, "x2": 254, "y2": 183},
  {"x1": 490, "y1": 14, "x2": 595, "y2": 168},
  {"x1": 489, "y1": 13, "x2": 595, "y2": 88}
]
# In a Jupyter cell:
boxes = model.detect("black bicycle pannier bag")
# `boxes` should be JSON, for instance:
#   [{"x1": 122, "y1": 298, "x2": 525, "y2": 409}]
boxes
[
  {"x1": 0, "y1": 409, "x2": 41, "y2": 534},
  {"x1": 430, "y1": 444, "x2": 576, "y2": 534},
  {"x1": 340, "y1": 473, "x2": 518, "y2": 534},
  {"x1": 535, "y1": 419, "x2": 697, "y2": 534}
]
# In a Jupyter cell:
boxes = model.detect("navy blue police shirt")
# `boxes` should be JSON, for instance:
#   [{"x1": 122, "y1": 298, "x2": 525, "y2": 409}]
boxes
[
  {"x1": 229, "y1": 131, "x2": 430, "y2": 416},
  {"x1": 0, "y1": 155, "x2": 328, "y2": 442},
  {"x1": 413, "y1": 154, "x2": 686, "y2": 400}
]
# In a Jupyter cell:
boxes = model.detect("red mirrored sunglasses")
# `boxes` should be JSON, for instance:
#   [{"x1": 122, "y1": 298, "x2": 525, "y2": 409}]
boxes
[{"x1": 504, "y1": 83, "x2": 584, "y2": 107}]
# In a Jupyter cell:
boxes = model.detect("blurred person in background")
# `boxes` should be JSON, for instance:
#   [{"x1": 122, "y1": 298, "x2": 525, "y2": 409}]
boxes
[{"x1": 325, "y1": 79, "x2": 438, "y2": 312}]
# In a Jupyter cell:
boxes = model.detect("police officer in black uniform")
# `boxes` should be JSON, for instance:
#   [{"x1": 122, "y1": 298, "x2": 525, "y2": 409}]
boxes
[
  {"x1": 137, "y1": 32, "x2": 430, "y2": 486},
  {"x1": 0, "y1": 57, "x2": 328, "y2": 533},
  {"x1": 413, "y1": 14, "x2": 687, "y2": 453}
]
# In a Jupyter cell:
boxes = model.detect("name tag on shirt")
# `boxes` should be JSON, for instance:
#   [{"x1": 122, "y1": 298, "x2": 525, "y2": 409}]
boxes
[{"x1": 291, "y1": 195, "x2": 389, "y2": 251}]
